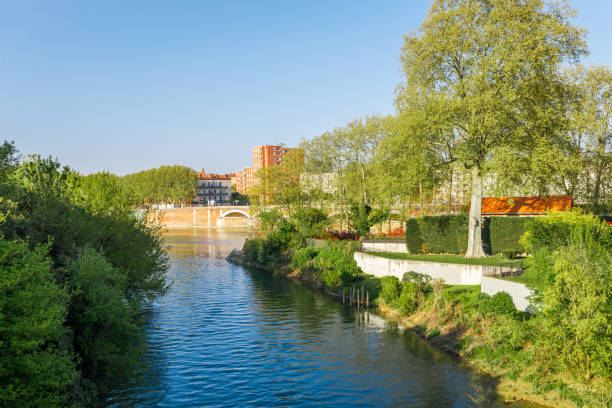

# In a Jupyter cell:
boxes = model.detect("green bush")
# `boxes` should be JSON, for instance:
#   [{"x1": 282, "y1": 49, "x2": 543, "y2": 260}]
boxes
[
  {"x1": 530, "y1": 224, "x2": 612, "y2": 379},
  {"x1": 479, "y1": 292, "x2": 517, "y2": 317},
  {"x1": 417, "y1": 215, "x2": 468, "y2": 254},
  {"x1": 402, "y1": 271, "x2": 432, "y2": 294},
  {"x1": 290, "y1": 246, "x2": 320, "y2": 270},
  {"x1": 520, "y1": 209, "x2": 611, "y2": 253},
  {"x1": 0, "y1": 239, "x2": 77, "y2": 407},
  {"x1": 292, "y1": 206, "x2": 330, "y2": 238},
  {"x1": 311, "y1": 248, "x2": 361, "y2": 290},
  {"x1": 405, "y1": 218, "x2": 423, "y2": 253},
  {"x1": 398, "y1": 281, "x2": 419, "y2": 313},
  {"x1": 243, "y1": 238, "x2": 262, "y2": 263},
  {"x1": 380, "y1": 276, "x2": 401, "y2": 303},
  {"x1": 486, "y1": 216, "x2": 531, "y2": 257}
]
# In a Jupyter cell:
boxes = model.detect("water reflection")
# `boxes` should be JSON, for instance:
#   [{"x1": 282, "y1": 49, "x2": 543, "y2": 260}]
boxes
[{"x1": 108, "y1": 228, "x2": 538, "y2": 407}]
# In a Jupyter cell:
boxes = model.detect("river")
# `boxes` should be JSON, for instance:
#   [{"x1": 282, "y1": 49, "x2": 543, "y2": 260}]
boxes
[{"x1": 108, "y1": 228, "x2": 537, "y2": 407}]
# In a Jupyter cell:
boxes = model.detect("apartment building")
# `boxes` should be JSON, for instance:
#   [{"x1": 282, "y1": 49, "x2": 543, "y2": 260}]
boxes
[
  {"x1": 195, "y1": 170, "x2": 234, "y2": 206},
  {"x1": 235, "y1": 144, "x2": 303, "y2": 194}
]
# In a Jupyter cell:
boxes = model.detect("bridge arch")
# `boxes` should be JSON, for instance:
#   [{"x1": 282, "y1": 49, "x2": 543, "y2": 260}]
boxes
[{"x1": 220, "y1": 209, "x2": 250, "y2": 218}]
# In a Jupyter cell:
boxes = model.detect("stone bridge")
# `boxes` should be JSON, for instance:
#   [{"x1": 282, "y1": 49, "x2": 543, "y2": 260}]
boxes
[{"x1": 149, "y1": 206, "x2": 254, "y2": 228}]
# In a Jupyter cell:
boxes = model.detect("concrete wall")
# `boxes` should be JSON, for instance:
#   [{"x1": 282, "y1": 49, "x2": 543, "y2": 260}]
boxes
[
  {"x1": 362, "y1": 240, "x2": 408, "y2": 253},
  {"x1": 481, "y1": 276, "x2": 532, "y2": 312},
  {"x1": 354, "y1": 252, "x2": 483, "y2": 285},
  {"x1": 147, "y1": 206, "x2": 252, "y2": 228}
]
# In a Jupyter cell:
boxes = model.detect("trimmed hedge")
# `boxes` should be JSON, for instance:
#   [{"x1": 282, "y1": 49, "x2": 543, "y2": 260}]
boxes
[
  {"x1": 486, "y1": 216, "x2": 531, "y2": 256},
  {"x1": 418, "y1": 215, "x2": 468, "y2": 254},
  {"x1": 405, "y1": 218, "x2": 423, "y2": 253},
  {"x1": 405, "y1": 215, "x2": 530, "y2": 255}
]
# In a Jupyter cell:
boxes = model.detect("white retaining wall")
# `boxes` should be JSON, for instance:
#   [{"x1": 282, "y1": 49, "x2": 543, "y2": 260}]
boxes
[
  {"x1": 362, "y1": 241, "x2": 408, "y2": 253},
  {"x1": 481, "y1": 276, "x2": 532, "y2": 312},
  {"x1": 354, "y1": 252, "x2": 483, "y2": 285}
]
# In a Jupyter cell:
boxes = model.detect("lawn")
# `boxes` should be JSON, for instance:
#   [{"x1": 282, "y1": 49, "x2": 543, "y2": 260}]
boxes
[{"x1": 366, "y1": 251, "x2": 525, "y2": 267}]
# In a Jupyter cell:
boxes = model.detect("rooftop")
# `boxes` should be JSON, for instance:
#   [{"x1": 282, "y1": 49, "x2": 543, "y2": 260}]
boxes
[{"x1": 479, "y1": 196, "x2": 573, "y2": 215}]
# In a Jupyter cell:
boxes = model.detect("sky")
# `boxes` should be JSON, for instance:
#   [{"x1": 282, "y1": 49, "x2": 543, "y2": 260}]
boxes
[{"x1": 1, "y1": 0, "x2": 611, "y2": 175}]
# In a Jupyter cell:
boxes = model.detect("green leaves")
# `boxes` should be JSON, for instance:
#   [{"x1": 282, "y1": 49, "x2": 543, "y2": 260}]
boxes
[{"x1": 0, "y1": 240, "x2": 76, "y2": 408}]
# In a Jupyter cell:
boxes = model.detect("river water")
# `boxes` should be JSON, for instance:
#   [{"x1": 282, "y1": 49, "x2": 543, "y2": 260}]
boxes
[{"x1": 108, "y1": 228, "x2": 536, "y2": 407}]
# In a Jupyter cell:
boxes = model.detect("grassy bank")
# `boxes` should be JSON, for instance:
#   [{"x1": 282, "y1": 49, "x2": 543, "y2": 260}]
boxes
[
  {"x1": 233, "y1": 237, "x2": 611, "y2": 408},
  {"x1": 367, "y1": 251, "x2": 525, "y2": 267}
]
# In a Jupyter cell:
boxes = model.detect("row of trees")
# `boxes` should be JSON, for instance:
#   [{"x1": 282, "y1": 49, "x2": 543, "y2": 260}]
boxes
[
  {"x1": 120, "y1": 165, "x2": 197, "y2": 206},
  {"x1": 248, "y1": 0, "x2": 611, "y2": 258},
  {"x1": 0, "y1": 142, "x2": 168, "y2": 406}
]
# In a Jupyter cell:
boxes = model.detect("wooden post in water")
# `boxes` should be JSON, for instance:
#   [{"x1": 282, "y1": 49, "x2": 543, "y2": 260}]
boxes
[
  {"x1": 366, "y1": 290, "x2": 369, "y2": 307},
  {"x1": 342, "y1": 286, "x2": 345, "y2": 304},
  {"x1": 361, "y1": 286, "x2": 364, "y2": 305}
]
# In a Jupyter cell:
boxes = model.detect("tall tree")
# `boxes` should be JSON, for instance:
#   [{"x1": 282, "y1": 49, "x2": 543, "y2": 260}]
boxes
[
  {"x1": 564, "y1": 64, "x2": 612, "y2": 208},
  {"x1": 397, "y1": 0, "x2": 587, "y2": 257}
]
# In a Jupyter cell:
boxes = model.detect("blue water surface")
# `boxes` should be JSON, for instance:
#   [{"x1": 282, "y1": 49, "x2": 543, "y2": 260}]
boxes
[{"x1": 108, "y1": 228, "x2": 536, "y2": 408}]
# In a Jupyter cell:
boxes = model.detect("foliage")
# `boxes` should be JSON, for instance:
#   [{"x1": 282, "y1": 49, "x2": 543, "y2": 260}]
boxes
[
  {"x1": 0, "y1": 239, "x2": 77, "y2": 408},
  {"x1": 485, "y1": 217, "x2": 531, "y2": 257},
  {"x1": 348, "y1": 201, "x2": 388, "y2": 237},
  {"x1": 405, "y1": 218, "x2": 423, "y2": 253},
  {"x1": 291, "y1": 206, "x2": 330, "y2": 238},
  {"x1": 380, "y1": 276, "x2": 401, "y2": 303},
  {"x1": 531, "y1": 225, "x2": 612, "y2": 380},
  {"x1": 119, "y1": 164, "x2": 196, "y2": 206},
  {"x1": 311, "y1": 248, "x2": 361, "y2": 290},
  {"x1": 402, "y1": 271, "x2": 432, "y2": 294},
  {"x1": 417, "y1": 215, "x2": 468, "y2": 254},
  {"x1": 478, "y1": 292, "x2": 517, "y2": 318},
  {"x1": 398, "y1": 282, "x2": 420, "y2": 313},
  {"x1": 520, "y1": 209, "x2": 611, "y2": 253},
  {"x1": 290, "y1": 246, "x2": 320, "y2": 271},
  {"x1": 558, "y1": 64, "x2": 612, "y2": 207},
  {"x1": 396, "y1": 0, "x2": 587, "y2": 257},
  {"x1": 230, "y1": 191, "x2": 249, "y2": 205},
  {"x1": 257, "y1": 209, "x2": 285, "y2": 236},
  {"x1": 0, "y1": 147, "x2": 169, "y2": 404}
]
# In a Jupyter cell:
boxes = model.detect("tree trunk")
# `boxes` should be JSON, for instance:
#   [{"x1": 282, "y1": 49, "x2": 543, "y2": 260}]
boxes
[{"x1": 465, "y1": 165, "x2": 487, "y2": 258}]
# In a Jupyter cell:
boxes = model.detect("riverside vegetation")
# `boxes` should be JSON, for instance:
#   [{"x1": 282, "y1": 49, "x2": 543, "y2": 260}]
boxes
[
  {"x1": 0, "y1": 142, "x2": 168, "y2": 407},
  {"x1": 237, "y1": 208, "x2": 612, "y2": 407}
]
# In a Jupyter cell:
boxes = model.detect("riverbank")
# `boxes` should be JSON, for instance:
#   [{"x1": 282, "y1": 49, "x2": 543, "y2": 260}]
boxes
[{"x1": 227, "y1": 247, "x2": 610, "y2": 408}]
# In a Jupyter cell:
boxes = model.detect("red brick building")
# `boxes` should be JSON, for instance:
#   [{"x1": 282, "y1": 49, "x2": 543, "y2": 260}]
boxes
[{"x1": 235, "y1": 144, "x2": 303, "y2": 194}]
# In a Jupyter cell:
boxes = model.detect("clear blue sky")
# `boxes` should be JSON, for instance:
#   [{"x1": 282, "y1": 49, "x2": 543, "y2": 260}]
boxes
[{"x1": 1, "y1": 0, "x2": 611, "y2": 175}]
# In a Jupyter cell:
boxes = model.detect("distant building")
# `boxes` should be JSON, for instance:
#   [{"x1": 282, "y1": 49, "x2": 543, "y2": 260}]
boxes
[
  {"x1": 195, "y1": 170, "x2": 234, "y2": 206},
  {"x1": 479, "y1": 196, "x2": 573, "y2": 216},
  {"x1": 235, "y1": 144, "x2": 303, "y2": 194}
]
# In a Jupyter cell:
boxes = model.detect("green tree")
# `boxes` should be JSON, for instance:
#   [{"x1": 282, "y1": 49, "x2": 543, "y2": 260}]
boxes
[
  {"x1": 0, "y1": 239, "x2": 77, "y2": 408},
  {"x1": 396, "y1": 0, "x2": 587, "y2": 257},
  {"x1": 563, "y1": 64, "x2": 612, "y2": 208},
  {"x1": 534, "y1": 226, "x2": 612, "y2": 380},
  {"x1": 291, "y1": 206, "x2": 330, "y2": 238},
  {"x1": 349, "y1": 201, "x2": 388, "y2": 237},
  {"x1": 69, "y1": 248, "x2": 145, "y2": 396}
]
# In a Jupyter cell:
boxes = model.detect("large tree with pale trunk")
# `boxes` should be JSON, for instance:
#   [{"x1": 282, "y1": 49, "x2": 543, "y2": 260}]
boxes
[{"x1": 396, "y1": 0, "x2": 587, "y2": 257}]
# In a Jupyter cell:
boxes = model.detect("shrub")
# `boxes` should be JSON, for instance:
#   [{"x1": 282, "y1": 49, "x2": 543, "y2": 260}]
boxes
[
  {"x1": 349, "y1": 202, "x2": 388, "y2": 237},
  {"x1": 417, "y1": 215, "x2": 468, "y2": 254},
  {"x1": 479, "y1": 292, "x2": 517, "y2": 317},
  {"x1": 311, "y1": 248, "x2": 361, "y2": 290},
  {"x1": 380, "y1": 276, "x2": 401, "y2": 303},
  {"x1": 290, "y1": 246, "x2": 320, "y2": 270},
  {"x1": 531, "y1": 225, "x2": 612, "y2": 379},
  {"x1": 243, "y1": 238, "x2": 262, "y2": 263},
  {"x1": 0, "y1": 239, "x2": 77, "y2": 407},
  {"x1": 520, "y1": 209, "x2": 611, "y2": 253},
  {"x1": 398, "y1": 282, "x2": 420, "y2": 313},
  {"x1": 402, "y1": 271, "x2": 432, "y2": 294},
  {"x1": 405, "y1": 218, "x2": 423, "y2": 253},
  {"x1": 292, "y1": 207, "x2": 330, "y2": 238},
  {"x1": 484, "y1": 216, "x2": 531, "y2": 256}
]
